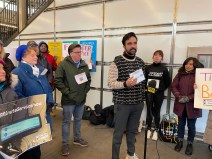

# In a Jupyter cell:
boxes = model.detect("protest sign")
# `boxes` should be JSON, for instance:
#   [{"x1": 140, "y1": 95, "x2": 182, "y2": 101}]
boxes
[
  {"x1": 194, "y1": 68, "x2": 212, "y2": 110},
  {"x1": 0, "y1": 94, "x2": 51, "y2": 159}
]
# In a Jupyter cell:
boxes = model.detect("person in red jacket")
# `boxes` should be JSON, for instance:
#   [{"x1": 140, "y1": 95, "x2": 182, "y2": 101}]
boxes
[
  {"x1": 39, "y1": 41, "x2": 57, "y2": 116},
  {"x1": 171, "y1": 57, "x2": 202, "y2": 156}
]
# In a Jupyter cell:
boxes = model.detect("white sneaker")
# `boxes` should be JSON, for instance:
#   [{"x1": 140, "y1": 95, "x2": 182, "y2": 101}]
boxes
[
  {"x1": 152, "y1": 130, "x2": 158, "y2": 141},
  {"x1": 125, "y1": 153, "x2": 139, "y2": 159},
  {"x1": 147, "y1": 130, "x2": 151, "y2": 139}
]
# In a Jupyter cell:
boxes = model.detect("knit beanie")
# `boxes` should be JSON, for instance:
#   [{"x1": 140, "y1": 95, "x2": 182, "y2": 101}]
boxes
[{"x1": 16, "y1": 45, "x2": 28, "y2": 62}]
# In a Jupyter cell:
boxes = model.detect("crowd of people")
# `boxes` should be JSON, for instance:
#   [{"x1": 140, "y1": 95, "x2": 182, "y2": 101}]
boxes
[{"x1": 0, "y1": 31, "x2": 211, "y2": 159}]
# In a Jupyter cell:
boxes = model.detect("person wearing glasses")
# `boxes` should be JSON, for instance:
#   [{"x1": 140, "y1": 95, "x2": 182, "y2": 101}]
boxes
[{"x1": 54, "y1": 44, "x2": 91, "y2": 156}]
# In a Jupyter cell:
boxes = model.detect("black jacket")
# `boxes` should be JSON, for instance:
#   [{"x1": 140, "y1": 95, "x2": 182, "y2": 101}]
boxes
[{"x1": 145, "y1": 63, "x2": 171, "y2": 91}]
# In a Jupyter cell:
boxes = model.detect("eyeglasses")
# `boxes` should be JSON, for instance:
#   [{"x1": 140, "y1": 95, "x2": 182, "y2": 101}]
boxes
[{"x1": 72, "y1": 51, "x2": 82, "y2": 54}]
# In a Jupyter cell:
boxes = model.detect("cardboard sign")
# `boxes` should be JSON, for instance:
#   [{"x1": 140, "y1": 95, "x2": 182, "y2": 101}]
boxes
[
  {"x1": 0, "y1": 95, "x2": 52, "y2": 159},
  {"x1": 194, "y1": 68, "x2": 212, "y2": 110}
]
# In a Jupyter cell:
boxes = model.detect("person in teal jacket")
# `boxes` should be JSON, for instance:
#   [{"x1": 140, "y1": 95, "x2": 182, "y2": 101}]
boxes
[{"x1": 54, "y1": 44, "x2": 91, "y2": 156}]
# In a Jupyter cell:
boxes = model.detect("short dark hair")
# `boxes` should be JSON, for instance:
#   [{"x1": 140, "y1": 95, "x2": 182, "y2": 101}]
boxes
[
  {"x1": 68, "y1": 44, "x2": 81, "y2": 55},
  {"x1": 122, "y1": 32, "x2": 137, "y2": 46},
  {"x1": 153, "y1": 50, "x2": 164, "y2": 60}
]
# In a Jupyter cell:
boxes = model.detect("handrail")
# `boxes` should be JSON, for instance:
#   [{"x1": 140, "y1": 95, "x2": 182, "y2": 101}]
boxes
[
  {"x1": 0, "y1": 0, "x2": 18, "y2": 43},
  {"x1": 0, "y1": 0, "x2": 54, "y2": 46},
  {"x1": 26, "y1": 0, "x2": 54, "y2": 20}
]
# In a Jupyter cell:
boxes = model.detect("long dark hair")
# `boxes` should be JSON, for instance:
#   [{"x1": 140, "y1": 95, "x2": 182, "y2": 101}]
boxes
[
  {"x1": 178, "y1": 57, "x2": 201, "y2": 76},
  {"x1": 4, "y1": 64, "x2": 12, "y2": 85},
  {"x1": 0, "y1": 61, "x2": 11, "y2": 86}
]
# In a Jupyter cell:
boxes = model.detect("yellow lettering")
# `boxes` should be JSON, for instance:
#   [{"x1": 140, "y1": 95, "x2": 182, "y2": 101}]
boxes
[{"x1": 202, "y1": 85, "x2": 209, "y2": 98}]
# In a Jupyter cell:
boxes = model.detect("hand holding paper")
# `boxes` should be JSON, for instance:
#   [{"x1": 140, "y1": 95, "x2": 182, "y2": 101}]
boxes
[{"x1": 129, "y1": 69, "x2": 145, "y2": 84}]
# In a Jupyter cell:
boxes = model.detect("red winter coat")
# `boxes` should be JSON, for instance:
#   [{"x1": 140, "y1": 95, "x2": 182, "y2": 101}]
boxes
[
  {"x1": 42, "y1": 52, "x2": 57, "y2": 88},
  {"x1": 171, "y1": 72, "x2": 202, "y2": 119}
]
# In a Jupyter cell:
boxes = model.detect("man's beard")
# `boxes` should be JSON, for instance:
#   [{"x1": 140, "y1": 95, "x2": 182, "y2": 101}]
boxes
[{"x1": 126, "y1": 48, "x2": 137, "y2": 56}]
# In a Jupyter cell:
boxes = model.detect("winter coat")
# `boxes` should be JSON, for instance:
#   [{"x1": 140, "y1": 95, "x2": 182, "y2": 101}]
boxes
[
  {"x1": 203, "y1": 111, "x2": 212, "y2": 145},
  {"x1": 0, "y1": 82, "x2": 18, "y2": 125},
  {"x1": 37, "y1": 53, "x2": 53, "y2": 85},
  {"x1": 171, "y1": 72, "x2": 202, "y2": 119},
  {"x1": 0, "y1": 84, "x2": 18, "y2": 104},
  {"x1": 38, "y1": 41, "x2": 57, "y2": 88},
  {"x1": 54, "y1": 56, "x2": 91, "y2": 105},
  {"x1": 11, "y1": 62, "x2": 54, "y2": 109},
  {"x1": 38, "y1": 41, "x2": 57, "y2": 71}
]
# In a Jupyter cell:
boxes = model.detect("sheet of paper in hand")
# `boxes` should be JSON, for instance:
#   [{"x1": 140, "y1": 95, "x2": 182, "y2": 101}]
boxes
[
  {"x1": 75, "y1": 72, "x2": 88, "y2": 84},
  {"x1": 129, "y1": 69, "x2": 145, "y2": 84}
]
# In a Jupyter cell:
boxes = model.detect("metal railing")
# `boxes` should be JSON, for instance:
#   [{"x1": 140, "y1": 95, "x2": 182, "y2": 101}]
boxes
[
  {"x1": 0, "y1": 0, "x2": 54, "y2": 46},
  {"x1": 27, "y1": 0, "x2": 54, "y2": 21},
  {"x1": 0, "y1": 0, "x2": 18, "y2": 44}
]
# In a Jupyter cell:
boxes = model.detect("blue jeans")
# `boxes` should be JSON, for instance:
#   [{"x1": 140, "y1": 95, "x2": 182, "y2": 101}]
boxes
[
  {"x1": 178, "y1": 116, "x2": 197, "y2": 143},
  {"x1": 62, "y1": 104, "x2": 84, "y2": 145}
]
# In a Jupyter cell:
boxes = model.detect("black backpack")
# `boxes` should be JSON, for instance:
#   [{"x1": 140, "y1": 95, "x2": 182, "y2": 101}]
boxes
[
  {"x1": 89, "y1": 104, "x2": 106, "y2": 125},
  {"x1": 103, "y1": 105, "x2": 115, "y2": 128}
]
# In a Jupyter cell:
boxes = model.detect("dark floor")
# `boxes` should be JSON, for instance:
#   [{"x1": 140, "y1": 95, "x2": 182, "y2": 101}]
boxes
[{"x1": 41, "y1": 109, "x2": 212, "y2": 159}]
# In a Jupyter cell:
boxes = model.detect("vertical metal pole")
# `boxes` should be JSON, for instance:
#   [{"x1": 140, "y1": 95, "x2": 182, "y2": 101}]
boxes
[
  {"x1": 100, "y1": 0, "x2": 105, "y2": 107},
  {"x1": 53, "y1": 0, "x2": 57, "y2": 108},
  {"x1": 166, "y1": 0, "x2": 178, "y2": 113},
  {"x1": 53, "y1": 0, "x2": 56, "y2": 42},
  {"x1": 18, "y1": 0, "x2": 27, "y2": 32}
]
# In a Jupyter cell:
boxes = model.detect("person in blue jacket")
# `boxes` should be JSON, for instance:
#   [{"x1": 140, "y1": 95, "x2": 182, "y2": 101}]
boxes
[{"x1": 12, "y1": 45, "x2": 54, "y2": 159}]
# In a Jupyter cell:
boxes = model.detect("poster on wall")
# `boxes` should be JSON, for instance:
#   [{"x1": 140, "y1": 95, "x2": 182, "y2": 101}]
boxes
[
  {"x1": 0, "y1": 94, "x2": 52, "y2": 159},
  {"x1": 80, "y1": 40, "x2": 97, "y2": 72},
  {"x1": 62, "y1": 41, "x2": 78, "y2": 58},
  {"x1": 48, "y1": 42, "x2": 62, "y2": 64},
  {"x1": 194, "y1": 68, "x2": 212, "y2": 110}
]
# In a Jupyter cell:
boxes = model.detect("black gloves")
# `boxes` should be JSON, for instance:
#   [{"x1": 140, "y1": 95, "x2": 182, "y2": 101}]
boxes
[{"x1": 178, "y1": 96, "x2": 189, "y2": 103}]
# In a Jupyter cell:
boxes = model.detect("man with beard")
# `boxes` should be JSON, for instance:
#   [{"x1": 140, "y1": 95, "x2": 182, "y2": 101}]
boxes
[{"x1": 108, "y1": 32, "x2": 146, "y2": 159}]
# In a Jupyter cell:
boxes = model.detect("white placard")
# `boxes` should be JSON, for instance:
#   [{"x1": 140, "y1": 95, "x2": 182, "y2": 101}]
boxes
[
  {"x1": 74, "y1": 72, "x2": 88, "y2": 84},
  {"x1": 194, "y1": 68, "x2": 212, "y2": 110},
  {"x1": 129, "y1": 69, "x2": 145, "y2": 84}
]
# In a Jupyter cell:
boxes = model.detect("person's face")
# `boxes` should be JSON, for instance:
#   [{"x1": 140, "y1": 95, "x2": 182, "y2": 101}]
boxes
[
  {"x1": 40, "y1": 44, "x2": 47, "y2": 53},
  {"x1": 123, "y1": 36, "x2": 137, "y2": 55},
  {"x1": 0, "y1": 63, "x2": 6, "y2": 82},
  {"x1": 22, "y1": 50, "x2": 38, "y2": 66},
  {"x1": 153, "y1": 52, "x2": 163, "y2": 63},
  {"x1": 32, "y1": 46, "x2": 39, "y2": 55},
  {"x1": 70, "y1": 47, "x2": 81, "y2": 62},
  {"x1": 185, "y1": 60, "x2": 194, "y2": 72}
]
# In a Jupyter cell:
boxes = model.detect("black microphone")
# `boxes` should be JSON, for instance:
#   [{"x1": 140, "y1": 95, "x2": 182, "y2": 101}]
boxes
[
  {"x1": 144, "y1": 79, "x2": 157, "y2": 159},
  {"x1": 147, "y1": 80, "x2": 156, "y2": 94}
]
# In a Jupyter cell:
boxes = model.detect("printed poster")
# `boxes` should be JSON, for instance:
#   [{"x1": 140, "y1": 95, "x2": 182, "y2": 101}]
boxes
[
  {"x1": 0, "y1": 94, "x2": 52, "y2": 159},
  {"x1": 48, "y1": 42, "x2": 62, "y2": 64},
  {"x1": 194, "y1": 68, "x2": 212, "y2": 110},
  {"x1": 62, "y1": 41, "x2": 78, "y2": 58},
  {"x1": 80, "y1": 40, "x2": 97, "y2": 72}
]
